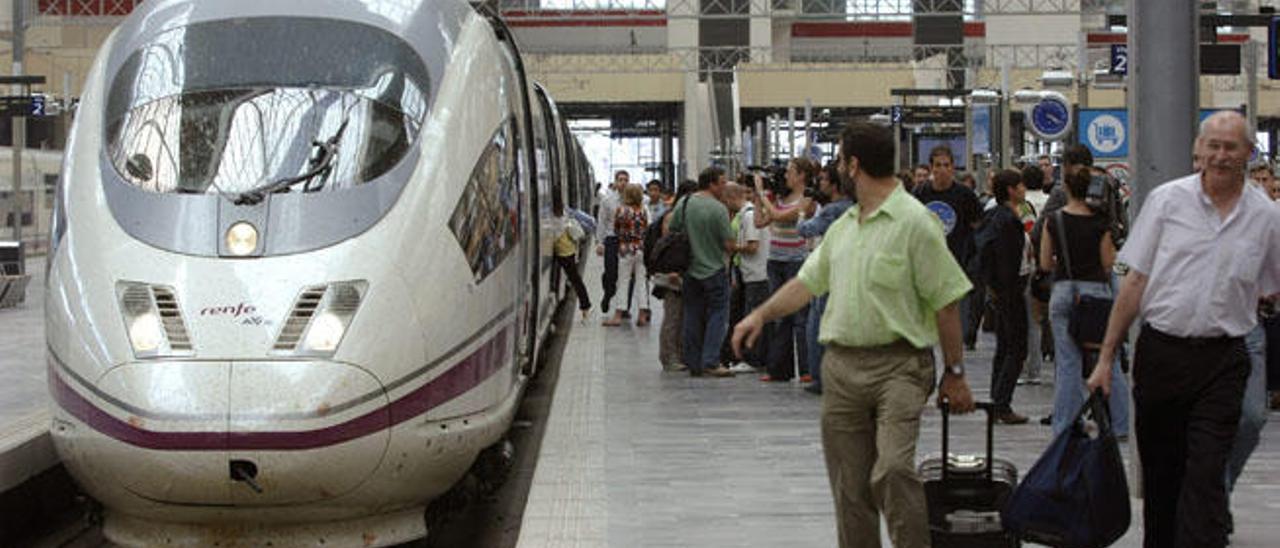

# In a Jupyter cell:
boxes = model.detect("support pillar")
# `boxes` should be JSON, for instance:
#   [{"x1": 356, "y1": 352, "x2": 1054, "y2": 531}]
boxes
[{"x1": 1128, "y1": 0, "x2": 1198, "y2": 215}]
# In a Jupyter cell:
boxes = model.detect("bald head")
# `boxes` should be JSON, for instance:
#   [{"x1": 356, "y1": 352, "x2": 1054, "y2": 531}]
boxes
[
  {"x1": 1198, "y1": 111, "x2": 1251, "y2": 145},
  {"x1": 722, "y1": 181, "x2": 746, "y2": 212}
]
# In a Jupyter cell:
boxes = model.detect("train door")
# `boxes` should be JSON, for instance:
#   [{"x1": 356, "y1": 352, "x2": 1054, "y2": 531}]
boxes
[{"x1": 486, "y1": 13, "x2": 540, "y2": 377}]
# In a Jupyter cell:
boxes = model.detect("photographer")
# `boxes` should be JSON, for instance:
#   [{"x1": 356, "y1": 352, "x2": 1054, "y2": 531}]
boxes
[
  {"x1": 796, "y1": 162, "x2": 855, "y2": 395},
  {"x1": 754, "y1": 158, "x2": 820, "y2": 382}
]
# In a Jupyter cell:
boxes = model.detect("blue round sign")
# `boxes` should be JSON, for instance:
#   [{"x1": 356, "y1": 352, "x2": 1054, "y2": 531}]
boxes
[{"x1": 1030, "y1": 95, "x2": 1072, "y2": 141}]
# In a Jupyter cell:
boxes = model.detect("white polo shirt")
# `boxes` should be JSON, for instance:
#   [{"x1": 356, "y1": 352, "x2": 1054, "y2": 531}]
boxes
[
  {"x1": 737, "y1": 204, "x2": 770, "y2": 283},
  {"x1": 1118, "y1": 174, "x2": 1280, "y2": 338}
]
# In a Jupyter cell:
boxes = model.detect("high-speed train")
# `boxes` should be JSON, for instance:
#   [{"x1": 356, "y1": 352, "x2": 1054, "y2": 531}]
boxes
[{"x1": 45, "y1": 0, "x2": 594, "y2": 545}]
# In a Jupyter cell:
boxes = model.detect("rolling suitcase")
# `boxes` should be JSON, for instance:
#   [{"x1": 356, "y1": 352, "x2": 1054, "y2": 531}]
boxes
[{"x1": 918, "y1": 401, "x2": 1020, "y2": 548}]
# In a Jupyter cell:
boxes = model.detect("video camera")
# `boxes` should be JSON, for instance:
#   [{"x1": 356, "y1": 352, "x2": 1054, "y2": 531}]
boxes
[
  {"x1": 747, "y1": 162, "x2": 821, "y2": 200},
  {"x1": 747, "y1": 164, "x2": 788, "y2": 195}
]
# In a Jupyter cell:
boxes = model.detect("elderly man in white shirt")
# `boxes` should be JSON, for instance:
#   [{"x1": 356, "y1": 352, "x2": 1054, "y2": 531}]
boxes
[
  {"x1": 595, "y1": 170, "x2": 629, "y2": 319},
  {"x1": 1088, "y1": 111, "x2": 1280, "y2": 548}
]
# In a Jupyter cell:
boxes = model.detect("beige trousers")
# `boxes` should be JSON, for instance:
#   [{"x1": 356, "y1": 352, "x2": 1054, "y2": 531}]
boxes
[{"x1": 821, "y1": 342, "x2": 936, "y2": 548}]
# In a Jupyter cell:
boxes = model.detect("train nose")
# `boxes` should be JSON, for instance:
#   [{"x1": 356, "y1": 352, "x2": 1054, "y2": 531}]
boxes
[{"x1": 89, "y1": 360, "x2": 390, "y2": 506}]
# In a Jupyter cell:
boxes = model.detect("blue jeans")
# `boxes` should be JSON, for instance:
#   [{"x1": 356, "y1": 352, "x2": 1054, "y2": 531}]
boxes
[
  {"x1": 1226, "y1": 324, "x2": 1268, "y2": 491},
  {"x1": 1050, "y1": 280, "x2": 1130, "y2": 437},
  {"x1": 682, "y1": 269, "x2": 730, "y2": 374},
  {"x1": 767, "y1": 260, "x2": 808, "y2": 380},
  {"x1": 1023, "y1": 288, "x2": 1043, "y2": 380},
  {"x1": 806, "y1": 295, "x2": 829, "y2": 389}
]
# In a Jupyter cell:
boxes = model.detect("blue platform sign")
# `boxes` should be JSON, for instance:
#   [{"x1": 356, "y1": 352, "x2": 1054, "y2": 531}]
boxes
[
  {"x1": 1110, "y1": 44, "x2": 1128, "y2": 76},
  {"x1": 1078, "y1": 109, "x2": 1129, "y2": 159},
  {"x1": 890, "y1": 105, "x2": 903, "y2": 125}
]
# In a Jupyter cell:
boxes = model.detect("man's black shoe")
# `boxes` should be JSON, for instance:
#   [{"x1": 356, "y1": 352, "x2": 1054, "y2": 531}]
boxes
[{"x1": 1039, "y1": 414, "x2": 1052, "y2": 426}]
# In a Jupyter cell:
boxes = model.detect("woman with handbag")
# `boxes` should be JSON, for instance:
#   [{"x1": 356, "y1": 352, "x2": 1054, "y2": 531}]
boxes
[{"x1": 1039, "y1": 170, "x2": 1130, "y2": 439}]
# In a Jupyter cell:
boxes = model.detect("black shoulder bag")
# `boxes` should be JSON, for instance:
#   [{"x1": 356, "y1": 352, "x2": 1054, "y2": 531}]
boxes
[
  {"x1": 1056, "y1": 211, "x2": 1113, "y2": 350},
  {"x1": 649, "y1": 196, "x2": 693, "y2": 274}
]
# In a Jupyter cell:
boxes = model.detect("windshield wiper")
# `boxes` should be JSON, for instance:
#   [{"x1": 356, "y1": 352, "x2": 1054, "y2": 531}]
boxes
[{"x1": 234, "y1": 118, "x2": 350, "y2": 206}]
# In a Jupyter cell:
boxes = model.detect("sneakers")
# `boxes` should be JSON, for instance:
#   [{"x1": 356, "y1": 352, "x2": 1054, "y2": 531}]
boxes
[
  {"x1": 799, "y1": 374, "x2": 814, "y2": 383},
  {"x1": 994, "y1": 410, "x2": 1030, "y2": 425},
  {"x1": 727, "y1": 362, "x2": 756, "y2": 374}
]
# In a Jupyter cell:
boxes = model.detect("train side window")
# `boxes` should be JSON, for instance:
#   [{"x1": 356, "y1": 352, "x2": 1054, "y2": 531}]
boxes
[{"x1": 448, "y1": 119, "x2": 519, "y2": 283}]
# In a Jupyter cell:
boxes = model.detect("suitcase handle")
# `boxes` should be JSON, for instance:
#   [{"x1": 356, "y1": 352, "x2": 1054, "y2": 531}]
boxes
[{"x1": 939, "y1": 400, "x2": 998, "y2": 482}]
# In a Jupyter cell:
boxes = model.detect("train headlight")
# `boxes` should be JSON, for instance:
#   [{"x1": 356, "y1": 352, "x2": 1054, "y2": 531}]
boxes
[
  {"x1": 303, "y1": 312, "x2": 345, "y2": 353},
  {"x1": 283, "y1": 281, "x2": 366, "y2": 357},
  {"x1": 226, "y1": 222, "x2": 259, "y2": 256},
  {"x1": 129, "y1": 312, "x2": 165, "y2": 353},
  {"x1": 118, "y1": 282, "x2": 194, "y2": 358}
]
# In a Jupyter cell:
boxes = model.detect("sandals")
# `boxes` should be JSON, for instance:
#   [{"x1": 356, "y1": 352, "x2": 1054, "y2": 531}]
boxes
[{"x1": 635, "y1": 309, "x2": 652, "y2": 326}]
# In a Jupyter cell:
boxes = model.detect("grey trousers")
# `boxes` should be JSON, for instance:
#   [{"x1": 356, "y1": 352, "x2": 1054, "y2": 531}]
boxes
[{"x1": 659, "y1": 291, "x2": 684, "y2": 370}]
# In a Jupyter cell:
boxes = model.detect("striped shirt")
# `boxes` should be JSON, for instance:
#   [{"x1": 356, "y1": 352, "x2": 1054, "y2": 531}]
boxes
[{"x1": 768, "y1": 199, "x2": 808, "y2": 262}]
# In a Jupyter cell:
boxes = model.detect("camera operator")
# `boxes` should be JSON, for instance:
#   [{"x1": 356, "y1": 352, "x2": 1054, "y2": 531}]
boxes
[
  {"x1": 754, "y1": 158, "x2": 821, "y2": 382},
  {"x1": 1034, "y1": 144, "x2": 1128, "y2": 249},
  {"x1": 796, "y1": 162, "x2": 856, "y2": 395}
]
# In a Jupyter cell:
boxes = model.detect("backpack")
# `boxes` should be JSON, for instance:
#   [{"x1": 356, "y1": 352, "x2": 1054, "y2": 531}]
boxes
[
  {"x1": 648, "y1": 196, "x2": 692, "y2": 274},
  {"x1": 970, "y1": 207, "x2": 1002, "y2": 286},
  {"x1": 642, "y1": 209, "x2": 670, "y2": 273}
]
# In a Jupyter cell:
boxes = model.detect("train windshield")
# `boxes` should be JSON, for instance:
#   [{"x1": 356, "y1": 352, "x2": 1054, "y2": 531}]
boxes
[{"x1": 104, "y1": 17, "x2": 430, "y2": 196}]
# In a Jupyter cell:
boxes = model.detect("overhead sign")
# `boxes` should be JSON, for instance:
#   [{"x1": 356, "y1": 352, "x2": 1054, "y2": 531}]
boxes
[
  {"x1": 902, "y1": 106, "x2": 964, "y2": 125},
  {"x1": 0, "y1": 95, "x2": 46, "y2": 117},
  {"x1": 1110, "y1": 44, "x2": 1128, "y2": 76},
  {"x1": 1271, "y1": 16, "x2": 1280, "y2": 79},
  {"x1": 1079, "y1": 109, "x2": 1129, "y2": 159},
  {"x1": 890, "y1": 105, "x2": 903, "y2": 125},
  {"x1": 1078, "y1": 108, "x2": 1237, "y2": 160}
]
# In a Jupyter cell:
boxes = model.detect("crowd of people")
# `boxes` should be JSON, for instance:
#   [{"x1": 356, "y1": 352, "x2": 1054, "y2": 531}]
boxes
[{"x1": 563, "y1": 111, "x2": 1279, "y2": 548}]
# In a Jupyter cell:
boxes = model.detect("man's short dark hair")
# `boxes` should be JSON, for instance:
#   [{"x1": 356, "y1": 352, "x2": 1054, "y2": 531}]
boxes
[
  {"x1": 839, "y1": 123, "x2": 896, "y2": 179},
  {"x1": 614, "y1": 169, "x2": 630, "y2": 181},
  {"x1": 697, "y1": 166, "x2": 726, "y2": 190},
  {"x1": 1038, "y1": 154, "x2": 1052, "y2": 163},
  {"x1": 676, "y1": 179, "x2": 698, "y2": 199},
  {"x1": 646, "y1": 179, "x2": 662, "y2": 190},
  {"x1": 929, "y1": 145, "x2": 954, "y2": 166},
  {"x1": 1020, "y1": 165, "x2": 1045, "y2": 191},
  {"x1": 1062, "y1": 144, "x2": 1093, "y2": 168},
  {"x1": 915, "y1": 164, "x2": 931, "y2": 173},
  {"x1": 992, "y1": 169, "x2": 1022, "y2": 203}
]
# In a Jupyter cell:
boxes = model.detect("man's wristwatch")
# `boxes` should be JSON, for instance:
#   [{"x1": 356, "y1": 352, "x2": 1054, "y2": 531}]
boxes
[{"x1": 944, "y1": 363, "x2": 965, "y2": 377}]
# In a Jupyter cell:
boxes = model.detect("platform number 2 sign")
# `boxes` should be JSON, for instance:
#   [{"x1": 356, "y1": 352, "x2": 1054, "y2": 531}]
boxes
[{"x1": 1110, "y1": 45, "x2": 1128, "y2": 76}]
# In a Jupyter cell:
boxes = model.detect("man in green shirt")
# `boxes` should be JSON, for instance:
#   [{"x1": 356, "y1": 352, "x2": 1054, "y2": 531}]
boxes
[
  {"x1": 732, "y1": 122, "x2": 975, "y2": 548},
  {"x1": 669, "y1": 167, "x2": 737, "y2": 378}
]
